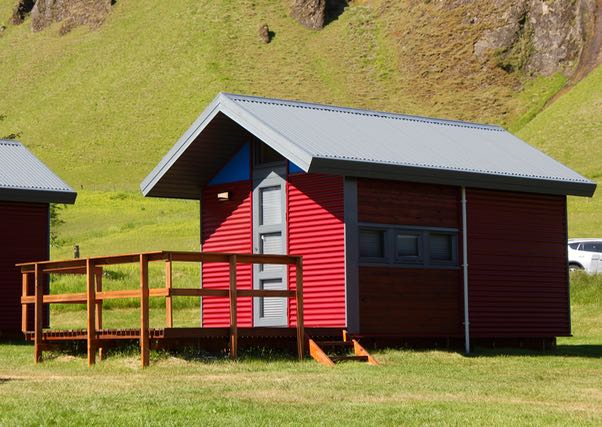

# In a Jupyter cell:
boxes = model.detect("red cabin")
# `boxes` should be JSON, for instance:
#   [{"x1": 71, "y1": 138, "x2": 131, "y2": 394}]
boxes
[
  {"x1": 141, "y1": 93, "x2": 596, "y2": 350},
  {"x1": 0, "y1": 140, "x2": 76, "y2": 338}
]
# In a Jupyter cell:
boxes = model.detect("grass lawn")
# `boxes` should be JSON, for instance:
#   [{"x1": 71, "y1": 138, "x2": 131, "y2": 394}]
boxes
[{"x1": 0, "y1": 274, "x2": 600, "y2": 425}]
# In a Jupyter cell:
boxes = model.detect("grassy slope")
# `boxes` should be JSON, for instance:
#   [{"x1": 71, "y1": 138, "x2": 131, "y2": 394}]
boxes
[
  {"x1": 518, "y1": 65, "x2": 602, "y2": 237},
  {"x1": 0, "y1": 0, "x2": 569, "y2": 191},
  {"x1": 0, "y1": 275, "x2": 600, "y2": 425}
]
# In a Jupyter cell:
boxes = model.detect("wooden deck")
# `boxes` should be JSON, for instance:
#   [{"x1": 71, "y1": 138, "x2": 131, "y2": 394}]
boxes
[
  {"x1": 18, "y1": 251, "x2": 309, "y2": 367},
  {"x1": 24, "y1": 327, "x2": 342, "y2": 342}
]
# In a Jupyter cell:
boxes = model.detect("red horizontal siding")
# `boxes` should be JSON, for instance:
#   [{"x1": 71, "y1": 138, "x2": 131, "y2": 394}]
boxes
[
  {"x1": 287, "y1": 174, "x2": 345, "y2": 327},
  {"x1": 356, "y1": 178, "x2": 462, "y2": 336},
  {"x1": 0, "y1": 202, "x2": 49, "y2": 335},
  {"x1": 359, "y1": 267, "x2": 463, "y2": 336},
  {"x1": 467, "y1": 189, "x2": 569, "y2": 337},
  {"x1": 358, "y1": 179, "x2": 460, "y2": 227},
  {"x1": 201, "y1": 182, "x2": 252, "y2": 327}
]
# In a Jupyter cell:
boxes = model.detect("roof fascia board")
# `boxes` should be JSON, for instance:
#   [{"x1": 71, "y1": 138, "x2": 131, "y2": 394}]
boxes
[
  {"x1": 140, "y1": 95, "x2": 223, "y2": 196},
  {"x1": 309, "y1": 158, "x2": 596, "y2": 197},
  {"x1": 0, "y1": 188, "x2": 77, "y2": 204},
  {"x1": 218, "y1": 94, "x2": 314, "y2": 171}
]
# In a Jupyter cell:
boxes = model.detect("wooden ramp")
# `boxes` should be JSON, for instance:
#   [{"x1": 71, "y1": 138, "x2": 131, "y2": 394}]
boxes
[{"x1": 308, "y1": 331, "x2": 379, "y2": 366}]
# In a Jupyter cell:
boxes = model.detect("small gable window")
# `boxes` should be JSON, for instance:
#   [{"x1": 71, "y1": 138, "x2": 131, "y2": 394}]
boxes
[{"x1": 254, "y1": 141, "x2": 284, "y2": 166}]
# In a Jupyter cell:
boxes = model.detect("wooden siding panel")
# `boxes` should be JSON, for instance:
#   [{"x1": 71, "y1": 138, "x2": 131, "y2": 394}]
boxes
[
  {"x1": 287, "y1": 174, "x2": 346, "y2": 327},
  {"x1": 467, "y1": 189, "x2": 569, "y2": 337},
  {"x1": 358, "y1": 267, "x2": 463, "y2": 336},
  {"x1": 357, "y1": 179, "x2": 460, "y2": 227},
  {"x1": 201, "y1": 182, "x2": 253, "y2": 327},
  {"x1": 356, "y1": 178, "x2": 463, "y2": 336},
  {"x1": 0, "y1": 201, "x2": 49, "y2": 335}
]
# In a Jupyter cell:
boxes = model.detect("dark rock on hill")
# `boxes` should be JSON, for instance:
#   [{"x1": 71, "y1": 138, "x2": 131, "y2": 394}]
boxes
[
  {"x1": 291, "y1": 0, "x2": 326, "y2": 29},
  {"x1": 290, "y1": 0, "x2": 348, "y2": 29},
  {"x1": 10, "y1": 0, "x2": 35, "y2": 25},
  {"x1": 259, "y1": 23, "x2": 271, "y2": 43},
  {"x1": 474, "y1": 0, "x2": 597, "y2": 76}
]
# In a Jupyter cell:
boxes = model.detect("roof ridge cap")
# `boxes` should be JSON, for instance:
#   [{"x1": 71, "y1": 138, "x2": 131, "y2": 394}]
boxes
[
  {"x1": 223, "y1": 93, "x2": 505, "y2": 132},
  {"x1": 0, "y1": 139, "x2": 22, "y2": 146}
]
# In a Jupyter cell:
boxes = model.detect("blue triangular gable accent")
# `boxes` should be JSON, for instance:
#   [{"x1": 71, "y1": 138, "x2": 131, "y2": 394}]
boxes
[
  {"x1": 288, "y1": 161, "x2": 305, "y2": 175},
  {"x1": 209, "y1": 143, "x2": 250, "y2": 185}
]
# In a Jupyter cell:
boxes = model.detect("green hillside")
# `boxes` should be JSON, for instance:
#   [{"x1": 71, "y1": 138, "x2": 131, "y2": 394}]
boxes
[
  {"x1": 0, "y1": 0, "x2": 569, "y2": 190},
  {"x1": 518, "y1": 65, "x2": 602, "y2": 237},
  {"x1": 0, "y1": 0, "x2": 599, "y2": 259}
]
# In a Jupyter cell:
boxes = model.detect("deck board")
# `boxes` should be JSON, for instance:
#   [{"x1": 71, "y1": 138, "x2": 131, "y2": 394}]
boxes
[{"x1": 25, "y1": 327, "x2": 342, "y2": 342}]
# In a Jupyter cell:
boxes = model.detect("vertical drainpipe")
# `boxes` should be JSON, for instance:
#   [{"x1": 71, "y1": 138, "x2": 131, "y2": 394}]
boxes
[{"x1": 461, "y1": 187, "x2": 470, "y2": 354}]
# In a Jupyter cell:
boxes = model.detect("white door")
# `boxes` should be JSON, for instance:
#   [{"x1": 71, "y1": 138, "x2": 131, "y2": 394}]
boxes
[{"x1": 253, "y1": 166, "x2": 287, "y2": 327}]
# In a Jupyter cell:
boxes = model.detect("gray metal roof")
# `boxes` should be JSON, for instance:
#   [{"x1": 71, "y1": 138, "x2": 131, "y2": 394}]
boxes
[
  {"x1": 0, "y1": 140, "x2": 77, "y2": 204},
  {"x1": 141, "y1": 93, "x2": 596, "y2": 199}
]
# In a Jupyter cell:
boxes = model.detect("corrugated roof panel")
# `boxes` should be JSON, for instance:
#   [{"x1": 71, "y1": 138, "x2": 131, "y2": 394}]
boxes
[
  {"x1": 0, "y1": 140, "x2": 76, "y2": 204},
  {"x1": 229, "y1": 94, "x2": 589, "y2": 184},
  {"x1": 140, "y1": 93, "x2": 596, "y2": 198}
]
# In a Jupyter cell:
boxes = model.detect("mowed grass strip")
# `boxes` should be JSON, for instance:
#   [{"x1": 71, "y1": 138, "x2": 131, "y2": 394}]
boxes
[
  {"x1": 0, "y1": 346, "x2": 600, "y2": 425},
  {"x1": 0, "y1": 272, "x2": 600, "y2": 425}
]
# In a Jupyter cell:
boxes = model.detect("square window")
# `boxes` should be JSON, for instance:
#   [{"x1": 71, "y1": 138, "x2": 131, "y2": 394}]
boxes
[
  {"x1": 430, "y1": 233, "x2": 454, "y2": 262},
  {"x1": 359, "y1": 229, "x2": 385, "y2": 258},
  {"x1": 396, "y1": 234, "x2": 420, "y2": 257}
]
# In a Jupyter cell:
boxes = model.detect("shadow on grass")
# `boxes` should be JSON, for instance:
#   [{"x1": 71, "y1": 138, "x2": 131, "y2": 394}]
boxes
[
  {"x1": 0, "y1": 338, "x2": 29, "y2": 346},
  {"x1": 160, "y1": 345, "x2": 298, "y2": 363},
  {"x1": 471, "y1": 344, "x2": 602, "y2": 359}
]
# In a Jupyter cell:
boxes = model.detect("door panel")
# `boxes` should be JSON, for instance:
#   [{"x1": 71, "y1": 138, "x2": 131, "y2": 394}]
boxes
[
  {"x1": 260, "y1": 232, "x2": 283, "y2": 272},
  {"x1": 260, "y1": 186, "x2": 282, "y2": 225},
  {"x1": 259, "y1": 278, "x2": 284, "y2": 319},
  {"x1": 253, "y1": 166, "x2": 287, "y2": 327}
]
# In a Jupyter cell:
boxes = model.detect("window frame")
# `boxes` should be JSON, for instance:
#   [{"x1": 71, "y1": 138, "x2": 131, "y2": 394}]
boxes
[
  {"x1": 394, "y1": 231, "x2": 424, "y2": 265},
  {"x1": 358, "y1": 227, "x2": 388, "y2": 263},
  {"x1": 358, "y1": 223, "x2": 459, "y2": 269},
  {"x1": 253, "y1": 140, "x2": 285, "y2": 168},
  {"x1": 427, "y1": 231, "x2": 458, "y2": 266}
]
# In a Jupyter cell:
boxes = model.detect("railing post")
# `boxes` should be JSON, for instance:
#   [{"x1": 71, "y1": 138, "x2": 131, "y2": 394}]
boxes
[
  {"x1": 86, "y1": 258, "x2": 96, "y2": 367},
  {"x1": 94, "y1": 266, "x2": 103, "y2": 361},
  {"x1": 295, "y1": 257, "x2": 304, "y2": 361},
  {"x1": 140, "y1": 254, "x2": 150, "y2": 368},
  {"x1": 229, "y1": 255, "x2": 238, "y2": 360},
  {"x1": 34, "y1": 264, "x2": 43, "y2": 364},
  {"x1": 21, "y1": 272, "x2": 29, "y2": 334},
  {"x1": 165, "y1": 255, "x2": 173, "y2": 328}
]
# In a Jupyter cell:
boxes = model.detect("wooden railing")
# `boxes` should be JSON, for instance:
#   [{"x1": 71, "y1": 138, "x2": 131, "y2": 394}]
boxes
[{"x1": 18, "y1": 251, "x2": 304, "y2": 367}]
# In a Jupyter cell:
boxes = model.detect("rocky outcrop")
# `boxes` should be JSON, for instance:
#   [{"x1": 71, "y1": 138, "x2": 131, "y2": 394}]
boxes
[
  {"x1": 29, "y1": 0, "x2": 112, "y2": 34},
  {"x1": 10, "y1": 0, "x2": 35, "y2": 25},
  {"x1": 290, "y1": 0, "x2": 348, "y2": 29},
  {"x1": 474, "y1": 0, "x2": 597, "y2": 76},
  {"x1": 291, "y1": 0, "x2": 326, "y2": 30}
]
